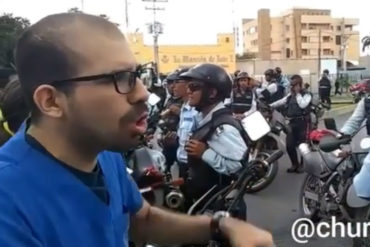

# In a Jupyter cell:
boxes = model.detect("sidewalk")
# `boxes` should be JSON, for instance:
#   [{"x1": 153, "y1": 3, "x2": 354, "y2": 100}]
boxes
[{"x1": 323, "y1": 103, "x2": 356, "y2": 118}]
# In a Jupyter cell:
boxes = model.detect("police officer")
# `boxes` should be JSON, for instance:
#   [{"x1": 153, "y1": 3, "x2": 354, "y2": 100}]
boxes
[
  {"x1": 275, "y1": 67, "x2": 290, "y2": 94},
  {"x1": 270, "y1": 75, "x2": 312, "y2": 173},
  {"x1": 179, "y1": 63, "x2": 248, "y2": 205},
  {"x1": 339, "y1": 80, "x2": 370, "y2": 200},
  {"x1": 256, "y1": 69, "x2": 284, "y2": 104},
  {"x1": 232, "y1": 71, "x2": 258, "y2": 119},
  {"x1": 159, "y1": 71, "x2": 184, "y2": 171},
  {"x1": 319, "y1": 69, "x2": 332, "y2": 108}
]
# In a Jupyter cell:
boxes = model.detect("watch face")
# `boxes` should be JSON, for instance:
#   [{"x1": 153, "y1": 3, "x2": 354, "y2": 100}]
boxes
[{"x1": 214, "y1": 211, "x2": 230, "y2": 218}]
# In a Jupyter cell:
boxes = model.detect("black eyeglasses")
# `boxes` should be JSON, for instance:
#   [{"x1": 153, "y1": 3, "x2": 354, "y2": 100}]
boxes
[
  {"x1": 49, "y1": 65, "x2": 145, "y2": 94},
  {"x1": 188, "y1": 81, "x2": 204, "y2": 92}
]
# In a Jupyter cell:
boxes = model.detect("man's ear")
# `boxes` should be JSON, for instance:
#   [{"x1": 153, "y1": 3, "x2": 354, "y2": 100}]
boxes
[{"x1": 33, "y1": 85, "x2": 67, "y2": 119}]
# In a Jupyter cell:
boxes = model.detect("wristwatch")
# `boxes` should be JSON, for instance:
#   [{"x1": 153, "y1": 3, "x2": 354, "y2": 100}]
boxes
[{"x1": 210, "y1": 211, "x2": 230, "y2": 241}]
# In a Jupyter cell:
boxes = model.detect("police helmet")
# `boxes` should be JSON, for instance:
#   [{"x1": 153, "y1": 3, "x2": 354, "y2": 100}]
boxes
[{"x1": 179, "y1": 63, "x2": 232, "y2": 101}]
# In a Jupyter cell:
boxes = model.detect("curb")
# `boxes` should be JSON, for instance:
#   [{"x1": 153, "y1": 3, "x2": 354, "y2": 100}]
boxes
[{"x1": 323, "y1": 104, "x2": 356, "y2": 118}]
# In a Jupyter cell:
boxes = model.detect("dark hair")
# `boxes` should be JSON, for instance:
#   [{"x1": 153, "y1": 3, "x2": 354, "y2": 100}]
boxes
[
  {"x1": 15, "y1": 13, "x2": 124, "y2": 123},
  {"x1": 290, "y1": 74, "x2": 303, "y2": 87},
  {"x1": 0, "y1": 77, "x2": 29, "y2": 145}
]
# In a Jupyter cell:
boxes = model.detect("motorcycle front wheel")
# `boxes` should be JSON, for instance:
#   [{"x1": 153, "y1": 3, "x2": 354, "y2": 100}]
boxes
[
  {"x1": 245, "y1": 151, "x2": 279, "y2": 193},
  {"x1": 299, "y1": 174, "x2": 322, "y2": 223}
]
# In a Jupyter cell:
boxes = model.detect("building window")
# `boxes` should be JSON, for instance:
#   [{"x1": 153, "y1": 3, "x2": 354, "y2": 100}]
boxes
[
  {"x1": 225, "y1": 37, "x2": 230, "y2": 43},
  {"x1": 302, "y1": 36, "x2": 308, "y2": 43},
  {"x1": 336, "y1": 35, "x2": 341, "y2": 45},
  {"x1": 286, "y1": 38, "x2": 290, "y2": 44},
  {"x1": 286, "y1": 25, "x2": 290, "y2": 31},
  {"x1": 337, "y1": 26, "x2": 341, "y2": 31},
  {"x1": 323, "y1": 49, "x2": 332, "y2": 55},
  {"x1": 331, "y1": 50, "x2": 334, "y2": 55},
  {"x1": 323, "y1": 36, "x2": 331, "y2": 42},
  {"x1": 291, "y1": 50, "x2": 294, "y2": 57},
  {"x1": 345, "y1": 25, "x2": 353, "y2": 31},
  {"x1": 302, "y1": 23, "x2": 307, "y2": 30},
  {"x1": 286, "y1": 48, "x2": 291, "y2": 58},
  {"x1": 302, "y1": 49, "x2": 309, "y2": 55}
]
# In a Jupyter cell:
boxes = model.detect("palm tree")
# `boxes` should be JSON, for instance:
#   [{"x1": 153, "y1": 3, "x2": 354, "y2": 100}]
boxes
[{"x1": 362, "y1": 36, "x2": 370, "y2": 52}]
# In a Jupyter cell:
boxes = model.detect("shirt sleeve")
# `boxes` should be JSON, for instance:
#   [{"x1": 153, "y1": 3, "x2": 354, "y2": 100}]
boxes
[
  {"x1": 340, "y1": 98, "x2": 366, "y2": 135},
  {"x1": 202, "y1": 125, "x2": 247, "y2": 175},
  {"x1": 0, "y1": 187, "x2": 44, "y2": 247},
  {"x1": 270, "y1": 95, "x2": 289, "y2": 108},
  {"x1": 296, "y1": 93, "x2": 312, "y2": 109}
]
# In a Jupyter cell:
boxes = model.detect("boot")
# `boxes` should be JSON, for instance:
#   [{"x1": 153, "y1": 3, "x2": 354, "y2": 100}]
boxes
[{"x1": 287, "y1": 166, "x2": 298, "y2": 173}]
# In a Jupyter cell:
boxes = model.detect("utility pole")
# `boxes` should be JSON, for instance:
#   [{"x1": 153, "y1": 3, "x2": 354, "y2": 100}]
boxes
[
  {"x1": 143, "y1": 0, "x2": 167, "y2": 74},
  {"x1": 318, "y1": 28, "x2": 322, "y2": 77},
  {"x1": 124, "y1": 0, "x2": 129, "y2": 31},
  {"x1": 340, "y1": 17, "x2": 351, "y2": 72}
]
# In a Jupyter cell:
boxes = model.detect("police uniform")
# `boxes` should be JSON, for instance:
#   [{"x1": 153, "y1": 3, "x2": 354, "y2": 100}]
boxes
[
  {"x1": 160, "y1": 96, "x2": 183, "y2": 170},
  {"x1": 231, "y1": 88, "x2": 257, "y2": 116},
  {"x1": 256, "y1": 80, "x2": 284, "y2": 104},
  {"x1": 319, "y1": 75, "x2": 332, "y2": 106},
  {"x1": 271, "y1": 91, "x2": 312, "y2": 171},
  {"x1": 187, "y1": 102, "x2": 248, "y2": 200}
]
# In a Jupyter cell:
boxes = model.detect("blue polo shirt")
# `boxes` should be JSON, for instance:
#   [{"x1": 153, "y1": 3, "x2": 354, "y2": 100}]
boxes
[{"x1": 0, "y1": 129, "x2": 143, "y2": 247}]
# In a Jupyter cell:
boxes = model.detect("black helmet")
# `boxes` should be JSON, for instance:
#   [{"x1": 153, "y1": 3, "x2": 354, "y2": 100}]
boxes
[
  {"x1": 236, "y1": 71, "x2": 250, "y2": 81},
  {"x1": 180, "y1": 63, "x2": 232, "y2": 101},
  {"x1": 167, "y1": 67, "x2": 190, "y2": 81}
]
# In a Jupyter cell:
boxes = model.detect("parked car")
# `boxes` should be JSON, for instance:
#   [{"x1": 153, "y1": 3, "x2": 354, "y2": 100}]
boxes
[{"x1": 349, "y1": 79, "x2": 370, "y2": 103}]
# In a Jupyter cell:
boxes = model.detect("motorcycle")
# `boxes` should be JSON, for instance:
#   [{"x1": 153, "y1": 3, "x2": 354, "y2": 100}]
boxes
[
  {"x1": 298, "y1": 118, "x2": 370, "y2": 247},
  {"x1": 241, "y1": 101, "x2": 285, "y2": 193}
]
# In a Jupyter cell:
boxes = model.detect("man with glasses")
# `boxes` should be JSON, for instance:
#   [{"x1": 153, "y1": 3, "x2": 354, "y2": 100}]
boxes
[{"x1": 0, "y1": 13, "x2": 273, "y2": 247}]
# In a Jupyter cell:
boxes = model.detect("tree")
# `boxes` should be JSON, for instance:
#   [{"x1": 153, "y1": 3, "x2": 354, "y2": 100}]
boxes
[
  {"x1": 362, "y1": 36, "x2": 370, "y2": 52},
  {"x1": 66, "y1": 8, "x2": 118, "y2": 26},
  {"x1": 0, "y1": 13, "x2": 30, "y2": 68},
  {"x1": 68, "y1": 7, "x2": 82, "y2": 13},
  {"x1": 235, "y1": 52, "x2": 257, "y2": 60}
]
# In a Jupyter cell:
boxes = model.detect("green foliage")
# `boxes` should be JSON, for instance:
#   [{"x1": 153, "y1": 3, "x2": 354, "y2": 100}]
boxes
[{"x1": 0, "y1": 13, "x2": 30, "y2": 68}]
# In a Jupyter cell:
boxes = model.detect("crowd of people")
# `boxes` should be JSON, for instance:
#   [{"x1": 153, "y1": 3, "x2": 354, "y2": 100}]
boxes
[{"x1": 1, "y1": 11, "x2": 370, "y2": 247}]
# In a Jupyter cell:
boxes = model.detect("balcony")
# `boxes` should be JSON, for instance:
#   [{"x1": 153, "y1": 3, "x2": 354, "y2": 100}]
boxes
[{"x1": 301, "y1": 15, "x2": 332, "y2": 24}]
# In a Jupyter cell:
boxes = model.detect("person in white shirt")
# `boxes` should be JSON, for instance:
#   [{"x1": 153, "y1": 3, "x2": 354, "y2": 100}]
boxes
[{"x1": 270, "y1": 75, "x2": 312, "y2": 173}]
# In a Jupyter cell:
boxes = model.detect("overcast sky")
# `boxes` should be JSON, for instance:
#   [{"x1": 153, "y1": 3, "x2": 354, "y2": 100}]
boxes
[{"x1": 1, "y1": 0, "x2": 369, "y2": 52}]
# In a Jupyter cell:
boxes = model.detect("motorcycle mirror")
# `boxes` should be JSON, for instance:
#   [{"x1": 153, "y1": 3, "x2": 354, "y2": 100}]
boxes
[
  {"x1": 324, "y1": 118, "x2": 337, "y2": 131},
  {"x1": 241, "y1": 111, "x2": 271, "y2": 141},
  {"x1": 360, "y1": 137, "x2": 370, "y2": 150},
  {"x1": 148, "y1": 93, "x2": 161, "y2": 106}
]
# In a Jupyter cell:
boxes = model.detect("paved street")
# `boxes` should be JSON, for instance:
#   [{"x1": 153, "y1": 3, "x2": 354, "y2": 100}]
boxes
[{"x1": 245, "y1": 113, "x2": 354, "y2": 246}]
